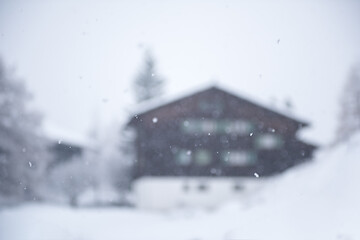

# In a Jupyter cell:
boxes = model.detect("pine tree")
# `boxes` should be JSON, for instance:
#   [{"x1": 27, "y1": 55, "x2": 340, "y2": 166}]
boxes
[
  {"x1": 336, "y1": 63, "x2": 360, "y2": 142},
  {"x1": 133, "y1": 52, "x2": 165, "y2": 103},
  {"x1": 0, "y1": 58, "x2": 49, "y2": 203}
]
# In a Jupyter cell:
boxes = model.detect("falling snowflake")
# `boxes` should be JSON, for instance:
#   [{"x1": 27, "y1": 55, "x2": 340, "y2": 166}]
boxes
[
  {"x1": 269, "y1": 128, "x2": 275, "y2": 133},
  {"x1": 254, "y1": 172, "x2": 260, "y2": 178},
  {"x1": 152, "y1": 117, "x2": 158, "y2": 123}
]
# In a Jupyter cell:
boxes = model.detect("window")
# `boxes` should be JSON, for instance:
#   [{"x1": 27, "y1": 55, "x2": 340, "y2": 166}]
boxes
[
  {"x1": 217, "y1": 119, "x2": 234, "y2": 134},
  {"x1": 194, "y1": 149, "x2": 212, "y2": 166},
  {"x1": 201, "y1": 119, "x2": 217, "y2": 133},
  {"x1": 222, "y1": 150, "x2": 257, "y2": 166},
  {"x1": 181, "y1": 118, "x2": 254, "y2": 135},
  {"x1": 218, "y1": 120, "x2": 254, "y2": 135},
  {"x1": 182, "y1": 119, "x2": 200, "y2": 133},
  {"x1": 175, "y1": 149, "x2": 192, "y2": 166},
  {"x1": 182, "y1": 119, "x2": 217, "y2": 134},
  {"x1": 255, "y1": 134, "x2": 284, "y2": 150},
  {"x1": 230, "y1": 120, "x2": 253, "y2": 135}
]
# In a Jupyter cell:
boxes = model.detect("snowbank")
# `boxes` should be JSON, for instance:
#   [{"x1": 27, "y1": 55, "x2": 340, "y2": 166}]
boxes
[
  {"x1": 225, "y1": 133, "x2": 360, "y2": 240},
  {"x1": 1, "y1": 134, "x2": 359, "y2": 240}
]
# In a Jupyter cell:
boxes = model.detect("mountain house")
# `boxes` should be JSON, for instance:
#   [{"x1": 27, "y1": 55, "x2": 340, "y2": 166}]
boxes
[{"x1": 127, "y1": 85, "x2": 316, "y2": 209}]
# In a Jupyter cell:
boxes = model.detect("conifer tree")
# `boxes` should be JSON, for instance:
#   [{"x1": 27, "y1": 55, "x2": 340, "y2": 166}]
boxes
[
  {"x1": 0, "y1": 58, "x2": 49, "y2": 202},
  {"x1": 133, "y1": 52, "x2": 165, "y2": 103},
  {"x1": 337, "y1": 63, "x2": 360, "y2": 142}
]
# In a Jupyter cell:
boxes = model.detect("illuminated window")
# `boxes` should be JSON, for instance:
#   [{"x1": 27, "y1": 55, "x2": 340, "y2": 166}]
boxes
[
  {"x1": 182, "y1": 119, "x2": 200, "y2": 133},
  {"x1": 194, "y1": 149, "x2": 212, "y2": 166},
  {"x1": 182, "y1": 119, "x2": 217, "y2": 134},
  {"x1": 230, "y1": 120, "x2": 253, "y2": 135},
  {"x1": 255, "y1": 134, "x2": 283, "y2": 150},
  {"x1": 175, "y1": 149, "x2": 192, "y2": 166},
  {"x1": 201, "y1": 119, "x2": 217, "y2": 133},
  {"x1": 217, "y1": 120, "x2": 232, "y2": 133},
  {"x1": 222, "y1": 151, "x2": 256, "y2": 166},
  {"x1": 182, "y1": 118, "x2": 253, "y2": 135}
]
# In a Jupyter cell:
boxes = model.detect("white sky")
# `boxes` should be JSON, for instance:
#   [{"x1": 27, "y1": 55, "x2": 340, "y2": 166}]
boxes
[{"x1": 0, "y1": 0, "x2": 359, "y2": 145}]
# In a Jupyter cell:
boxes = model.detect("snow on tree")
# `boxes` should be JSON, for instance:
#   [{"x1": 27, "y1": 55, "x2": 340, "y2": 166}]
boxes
[
  {"x1": 48, "y1": 122, "x2": 133, "y2": 207},
  {"x1": 337, "y1": 63, "x2": 360, "y2": 142},
  {"x1": 0, "y1": 58, "x2": 50, "y2": 203},
  {"x1": 49, "y1": 152, "x2": 97, "y2": 207},
  {"x1": 85, "y1": 122, "x2": 133, "y2": 198},
  {"x1": 133, "y1": 51, "x2": 165, "y2": 103}
]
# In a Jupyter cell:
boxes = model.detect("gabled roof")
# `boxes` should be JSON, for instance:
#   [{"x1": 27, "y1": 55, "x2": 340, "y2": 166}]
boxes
[{"x1": 128, "y1": 84, "x2": 309, "y2": 127}]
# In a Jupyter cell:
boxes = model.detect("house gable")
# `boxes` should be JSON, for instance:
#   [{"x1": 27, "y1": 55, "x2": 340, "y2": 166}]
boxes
[{"x1": 130, "y1": 86, "x2": 307, "y2": 135}]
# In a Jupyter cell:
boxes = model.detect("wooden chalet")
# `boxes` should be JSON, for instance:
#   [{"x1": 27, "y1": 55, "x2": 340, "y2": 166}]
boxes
[{"x1": 128, "y1": 86, "x2": 316, "y2": 180}]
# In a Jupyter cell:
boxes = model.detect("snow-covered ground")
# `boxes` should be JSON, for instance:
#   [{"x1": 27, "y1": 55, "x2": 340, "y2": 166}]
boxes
[{"x1": 1, "y1": 134, "x2": 360, "y2": 240}]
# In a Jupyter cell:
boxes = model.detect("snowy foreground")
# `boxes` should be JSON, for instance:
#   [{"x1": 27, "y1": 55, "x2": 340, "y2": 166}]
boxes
[{"x1": 1, "y1": 135, "x2": 360, "y2": 240}]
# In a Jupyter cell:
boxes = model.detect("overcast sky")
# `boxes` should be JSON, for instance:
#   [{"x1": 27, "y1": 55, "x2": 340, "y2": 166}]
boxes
[{"x1": 0, "y1": 0, "x2": 359, "y2": 145}]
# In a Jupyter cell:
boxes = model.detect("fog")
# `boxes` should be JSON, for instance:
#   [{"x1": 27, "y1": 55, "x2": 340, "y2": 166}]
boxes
[
  {"x1": 1, "y1": 1, "x2": 360, "y2": 239},
  {"x1": 1, "y1": 0, "x2": 359, "y2": 144}
]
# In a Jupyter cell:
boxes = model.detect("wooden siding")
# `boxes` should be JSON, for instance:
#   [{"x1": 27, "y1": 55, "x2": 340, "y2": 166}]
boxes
[{"x1": 129, "y1": 87, "x2": 316, "y2": 179}]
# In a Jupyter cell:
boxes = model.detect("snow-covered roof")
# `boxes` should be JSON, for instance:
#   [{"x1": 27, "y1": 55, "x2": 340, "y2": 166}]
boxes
[
  {"x1": 42, "y1": 122, "x2": 92, "y2": 147},
  {"x1": 128, "y1": 82, "x2": 309, "y2": 125}
]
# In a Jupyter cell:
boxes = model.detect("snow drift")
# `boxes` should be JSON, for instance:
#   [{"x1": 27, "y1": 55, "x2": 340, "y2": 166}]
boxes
[
  {"x1": 226, "y1": 133, "x2": 360, "y2": 240},
  {"x1": 0, "y1": 133, "x2": 359, "y2": 240}
]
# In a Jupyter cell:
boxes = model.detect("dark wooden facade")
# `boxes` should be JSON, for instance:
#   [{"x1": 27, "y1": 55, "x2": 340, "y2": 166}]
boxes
[{"x1": 128, "y1": 86, "x2": 316, "y2": 179}]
